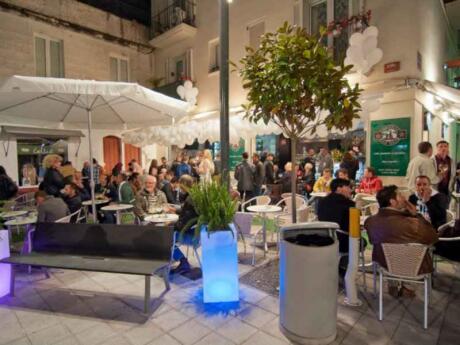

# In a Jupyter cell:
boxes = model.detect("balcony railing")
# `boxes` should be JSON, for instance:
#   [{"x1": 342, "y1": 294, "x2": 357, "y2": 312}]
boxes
[{"x1": 152, "y1": 0, "x2": 196, "y2": 39}]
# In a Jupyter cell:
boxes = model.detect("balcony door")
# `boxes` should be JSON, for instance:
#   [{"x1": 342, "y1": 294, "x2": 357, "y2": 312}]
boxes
[{"x1": 103, "y1": 136, "x2": 121, "y2": 173}]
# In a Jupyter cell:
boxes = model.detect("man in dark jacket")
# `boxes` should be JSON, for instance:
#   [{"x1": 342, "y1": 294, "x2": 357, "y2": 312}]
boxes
[
  {"x1": 166, "y1": 175, "x2": 199, "y2": 274},
  {"x1": 253, "y1": 153, "x2": 265, "y2": 196},
  {"x1": 264, "y1": 153, "x2": 275, "y2": 185},
  {"x1": 234, "y1": 152, "x2": 255, "y2": 202},
  {"x1": 408, "y1": 175, "x2": 448, "y2": 229},
  {"x1": 364, "y1": 185, "x2": 438, "y2": 276},
  {"x1": 62, "y1": 183, "x2": 82, "y2": 216},
  {"x1": 0, "y1": 166, "x2": 18, "y2": 200},
  {"x1": 318, "y1": 178, "x2": 355, "y2": 253},
  {"x1": 161, "y1": 172, "x2": 177, "y2": 204}
]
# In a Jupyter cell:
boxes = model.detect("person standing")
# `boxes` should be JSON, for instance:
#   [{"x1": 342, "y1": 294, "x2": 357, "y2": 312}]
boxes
[
  {"x1": 41, "y1": 154, "x2": 65, "y2": 197},
  {"x1": 303, "y1": 148, "x2": 317, "y2": 177},
  {"x1": 406, "y1": 141, "x2": 440, "y2": 192},
  {"x1": 432, "y1": 140, "x2": 455, "y2": 200},
  {"x1": 340, "y1": 150, "x2": 359, "y2": 181},
  {"x1": 176, "y1": 156, "x2": 191, "y2": 177},
  {"x1": 198, "y1": 149, "x2": 215, "y2": 184},
  {"x1": 317, "y1": 148, "x2": 333, "y2": 176},
  {"x1": 252, "y1": 153, "x2": 265, "y2": 196},
  {"x1": 234, "y1": 152, "x2": 255, "y2": 202},
  {"x1": 264, "y1": 153, "x2": 275, "y2": 185}
]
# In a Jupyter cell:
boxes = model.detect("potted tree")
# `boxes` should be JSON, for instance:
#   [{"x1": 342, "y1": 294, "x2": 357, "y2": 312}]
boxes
[
  {"x1": 185, "y1": 180, "x2": 239, "y2": 303},
  {"x1": 236, "y1": 23, "x2": 362, "y2": 222}
]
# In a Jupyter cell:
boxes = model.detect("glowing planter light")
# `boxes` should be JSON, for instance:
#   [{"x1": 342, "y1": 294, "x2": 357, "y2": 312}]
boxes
[
  {"x1": 200, "y1": 225, "x2": 239, "y2": 303},
  {"x1": 0, "y1": 230, "x2": 11, "y2": 298}
]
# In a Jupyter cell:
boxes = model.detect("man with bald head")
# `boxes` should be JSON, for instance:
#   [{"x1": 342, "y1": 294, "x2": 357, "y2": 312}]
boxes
[{"x1": 134, "y1": 175, "x2": 168, "y2": 221}]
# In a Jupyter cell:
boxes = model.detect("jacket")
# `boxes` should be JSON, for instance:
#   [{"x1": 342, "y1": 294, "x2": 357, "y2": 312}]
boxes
[
  {"x1": 364, "y1": 208, "x2": 438, "y2": 274},
  {"x1": 340, "y1": 157, "x2": 359, "y2": 180},
  {"x1": 317, "y1": 154, "x2": 333, "y2": 174},
  {"x1": 357, "y1": 177, "x2": 383, "y2": 194},
  {"x1": 37, "y1": 196, "x2": 69, "y2": 223},
  {"x1": 176, "y1": 163, "x2": 191, "y2": 177},
  {"x1": 0, "y1": 175, "x2": 18, "y2": 200},
  {"x1": 161, "y1": 181, "x2": 176, "y2": 204},
  {"x1": 175, "y1": 193, "x2": 198, "y2": 233},
  {"x1": 406, "y1": 154, "x2": 439, "y2": 191},
  {"x1": 134, "y1": 188, "x2": 167, "y2": 220},
  {"x1": 254, "y1": 161, "x2": 265, "y2": 186},
  {"x1": 408, "y1": 192, "x2": 448, "y2": 230},
  {"x1": 63, "y1": 194, "x2": 82, "y2": 215},
  {"x1": 119, "y1": 181, "x2": 135, "y2": 204},
  {"x1": 432, "y1": 154, "x2": 456, "y2": 194},
  {"x1": 234, "y1": 160, "x2": 255, "y2": 192},
  {"x1": 318, "y1": 193, "x2": 355, "y2": 253},
  {"x1": 264, "y1": 160, "x2": 275, "y2": 184},
  {"x1": 313, "y1": 176, "x2": 331, "y2": 193},
  {"x1": 42, "y1": 168, "x2": 66, "y2": 197}
]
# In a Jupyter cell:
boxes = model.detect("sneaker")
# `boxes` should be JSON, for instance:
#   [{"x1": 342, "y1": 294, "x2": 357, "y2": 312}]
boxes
[{"x1": 170, "y1": 258, "x2": 191, "y2": 275}]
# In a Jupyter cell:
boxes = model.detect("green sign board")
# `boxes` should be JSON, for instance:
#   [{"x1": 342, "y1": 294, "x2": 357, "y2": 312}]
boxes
[
  {"x1": 229, "y1": 139, "x2": 245, "y2": 171},
  {"x1": 370, "y1": 117, "x2": 410, "y2": 176}
]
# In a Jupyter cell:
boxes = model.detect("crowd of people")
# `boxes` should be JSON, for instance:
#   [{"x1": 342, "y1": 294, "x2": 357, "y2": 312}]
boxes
[{"x1": 1, "y1": 139, "x2": 459, "y2": 281}]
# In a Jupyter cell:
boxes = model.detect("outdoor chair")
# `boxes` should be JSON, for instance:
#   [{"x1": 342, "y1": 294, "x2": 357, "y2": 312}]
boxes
[
  {"x1": 281, "y1": 193, "x2": 306, "y2": 200},
  {"x1": 55, "y1": 213, "x2": 74, "y2": 223},
  {"x1": 233, "y1": 211, "x2": 261, "y2": 265},
  {"x1": 119, "y1": 211, "x2": 137, "y2": 225},
  {"x1": 241, "y1": 195, "x2": 271, "y2": 212},
  {"x1": 275, "y1": 196, "x2": 307, "y2": 214},
  {"x1": 446, "y1": 210, "x2": 455, "y2": 223},
  {"x1": 433, "y1": 220, "x2": 459, "y2": 273},
  {"x1": 378, "y1": 243, "x2": 432, "y2": 329}
]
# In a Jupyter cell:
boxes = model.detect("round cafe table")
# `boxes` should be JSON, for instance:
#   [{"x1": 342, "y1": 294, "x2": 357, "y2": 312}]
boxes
[
  {"x1": 310, "y1": 192, "x2": 328, "y2": 198},
  {"x1": 0, "y1": 210, "x2": 28, "y2": 219},
  {"x1": 247, "y1": 205, "x2": 282, "y2": 256},
  {"x1": 101, "y1": 204, "x2": 133, "y2": 225},
  {"x1": 144, "y1": 213, "x2": 179, "y2": 225},
  {"x1": 82, "y1": 199, "x2": 110, "y2": 206},
  {"x1": 362, "y1": 196, "x2": 377, "y2": 203}
]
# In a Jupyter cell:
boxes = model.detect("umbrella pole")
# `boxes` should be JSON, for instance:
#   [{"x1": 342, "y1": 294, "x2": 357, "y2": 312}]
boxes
[{"x1": 87, "y1": 109, "x2": 97, "y2": 222}]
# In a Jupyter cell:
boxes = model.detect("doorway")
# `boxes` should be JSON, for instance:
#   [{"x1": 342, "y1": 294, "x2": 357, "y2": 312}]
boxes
[
  {"x1": 103, "y1": 136, "x2": 121, "y2": 173},
  {"x1": 124, "y1": 143, "x2": 141, "y2": 168}
]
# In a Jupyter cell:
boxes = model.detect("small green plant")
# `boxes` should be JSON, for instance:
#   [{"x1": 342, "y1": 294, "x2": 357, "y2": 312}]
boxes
[{"x1": 182, "y1": 181, "x2": 238, "y2": 239}]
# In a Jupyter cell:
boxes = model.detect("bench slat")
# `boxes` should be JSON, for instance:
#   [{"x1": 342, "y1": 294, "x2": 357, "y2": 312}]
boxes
[{"x1": 1, "y1": 253, "x2": 168, "y2": 276}]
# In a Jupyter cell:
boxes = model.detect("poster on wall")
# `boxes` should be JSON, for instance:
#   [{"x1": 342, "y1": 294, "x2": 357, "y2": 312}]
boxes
[
  {"x1": 229, "y1": 139, "x2": 245, "y2": 171},
  {"x1": 370, "y1": 117, "x2": 410, "y2": 176}
]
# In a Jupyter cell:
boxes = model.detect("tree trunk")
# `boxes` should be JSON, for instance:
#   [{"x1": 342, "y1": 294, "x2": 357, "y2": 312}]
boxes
[{"x1": 290, "y1": 137, "x2": 297, "y2": 224}]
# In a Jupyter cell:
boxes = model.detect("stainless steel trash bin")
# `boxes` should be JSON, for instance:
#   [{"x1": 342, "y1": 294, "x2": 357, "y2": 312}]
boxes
[{"x1": 279, "y1": 222, "x2": 339, "y2": 345}]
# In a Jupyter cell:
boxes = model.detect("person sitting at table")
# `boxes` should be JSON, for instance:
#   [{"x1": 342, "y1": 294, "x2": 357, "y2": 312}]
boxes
[
  {"x1": 72, "y1": 171, "x2": 91, "y2": 201},
  {"x1": 364, "y1": 185, "x2": 438, "y2": 297},
  {"x1": 105, "y1": 174, "x2": 119, "y2": 202},
  {"x1": 356, "y1": 167, "x2": 383, "y2": 195},
  {"x1": 166, "y1": 174, "x2": 198, "y2": 274},
  {"x1": 119, "y1": 173, "x2": 139, "y2": 204},
  {"x1": 40, "y1": 154, "x2": 65, "y2": 198},
  {"x1": 161, "y1": 171, "x2": 178, "y2": 204},
  {"x1": 62, "y1": 183, "x2": 82, "y2": 218},
  {"x1": 0, "y1": 165, "x2": 18, "y2": 200},
  {"x1": 318, "y1": 178, "x2": 355, "y2": 254},
  {"x1": 301, "y1": 162, "x2": 315, "y2": 197},
  {"x1": 35, "y1": 190, "x2": 69, "y2": 223},
  {"x1": 408, "y1": 175, "x2": 448, "y2": 229},
  {"x1": 313, "y1": 168, "x2": 332, "y2": 193},
  {"x1": 133, "y1": 175, "x2": 167, "y2": 221}
]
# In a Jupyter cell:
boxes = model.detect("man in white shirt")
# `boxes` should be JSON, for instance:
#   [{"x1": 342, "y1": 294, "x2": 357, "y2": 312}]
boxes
[{"x1": 406, "y1": 141, "x2": 440, "y2": 191}]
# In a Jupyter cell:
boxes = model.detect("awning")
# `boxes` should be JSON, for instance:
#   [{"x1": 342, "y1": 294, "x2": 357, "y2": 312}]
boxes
[{"x1": 0, "y1": 125, "x2": 85, "y2": 139}]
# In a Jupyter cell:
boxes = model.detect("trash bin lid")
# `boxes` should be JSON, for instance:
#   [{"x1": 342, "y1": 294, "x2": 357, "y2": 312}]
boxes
[{"x1": 281, "y1": 222, "x2": 338, "y2": 242}]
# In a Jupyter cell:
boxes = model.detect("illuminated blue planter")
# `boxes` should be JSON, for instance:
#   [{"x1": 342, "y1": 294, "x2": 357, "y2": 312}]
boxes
[
  {"x1": 0, "y1": 230, "x2": 11, "y2": 298},
  {"x1": 200, "y1": 224, "x2": 239, "y2": 303}
]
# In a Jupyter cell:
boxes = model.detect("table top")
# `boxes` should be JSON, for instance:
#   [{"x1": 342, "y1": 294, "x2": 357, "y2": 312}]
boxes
[
  {"x1": 0, "y1": 210, "x2": 28, "y2": 218},
  {"x1": 310, "y1": 192, "x2": 328, "y2": 198},
  {"x1": 144, "y1": 213, "x2": 179, "y2": 223},
  {"x1": 362, "y1": 196, "x2": 377, "y2": 202},
  {"x1": 247, "y1": 205, "x2": 282, "y2": 214},
  {"x1": 101, "y1": 204, "x2": 133, "y2": 212},
  {"x1": 82, "y1": 199, "x2": 110, "y2": 206},
  {"x1": 5, "y1": 216, "x2": 37, "y2": 226}
]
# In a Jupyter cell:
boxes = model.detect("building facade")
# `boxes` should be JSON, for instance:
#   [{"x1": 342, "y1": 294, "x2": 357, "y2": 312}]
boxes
[
  {"x1": 0, "y1": 0, "x2": 158, "y2": 182},
  {"x1": 150, "y1": 0, "x2": 460, "y2": 185}
]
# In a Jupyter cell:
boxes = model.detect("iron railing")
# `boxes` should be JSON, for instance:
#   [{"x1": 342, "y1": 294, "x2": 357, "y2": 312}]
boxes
[{"x1": 151, "y1": 0, "x2": 196, "y2": 39}]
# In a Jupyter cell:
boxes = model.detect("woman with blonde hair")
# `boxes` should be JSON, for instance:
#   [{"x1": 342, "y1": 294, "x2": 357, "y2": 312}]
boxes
[
  {"x1": 40, "y1": 154, "x2": 65, "y2": 197},
  {"x1": 22, "y1": 163, "x2": 37, "y2": 186},
  {"x1": 198, "y1": 149, "x2": 215, "y2": 183}
]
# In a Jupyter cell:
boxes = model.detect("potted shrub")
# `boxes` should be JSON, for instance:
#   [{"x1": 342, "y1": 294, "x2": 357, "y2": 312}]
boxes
[{"x1": 185, "y1": 180, "x2": 239, "y2": 303}]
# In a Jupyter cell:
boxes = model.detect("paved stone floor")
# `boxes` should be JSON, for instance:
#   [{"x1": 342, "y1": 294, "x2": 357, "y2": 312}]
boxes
[{"x1": 0, "y1": 247, "x2": 459, "y2": 345}]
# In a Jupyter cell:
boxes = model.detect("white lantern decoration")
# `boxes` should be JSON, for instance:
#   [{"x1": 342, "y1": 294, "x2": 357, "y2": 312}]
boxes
[{"x1": 177, "y1": 80, "x2": 199, "y2": 105}]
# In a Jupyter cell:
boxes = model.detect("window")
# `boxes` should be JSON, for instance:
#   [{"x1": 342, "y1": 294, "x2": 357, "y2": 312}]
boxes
[
  {"x1": 333, "y1": 0, "x2": 350, "y2": 62},
  {"x1": 293, "y1": 1, "x2": 301, "y2": 27},
  {"x1": 35, "y1": 36, "x2": 64, "y2": 77},
  {"x1": 110, "y1": 56, "x2": 129, "y2": 82},
  {"x1": 310, "y1": 0, "x2": 327, "y2": 36},
  {"x1": 248, "y1": 21, "x2": 265, "y2": 51},
  {"x1": 208, "y1": 39, "x2": 220, "y2": 73}
]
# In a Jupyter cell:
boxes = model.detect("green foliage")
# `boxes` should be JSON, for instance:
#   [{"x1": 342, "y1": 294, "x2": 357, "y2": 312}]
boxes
[
  {"x1": 236, "y1": 22, "x2": 362, "y2": 139},
  {"x1": 184, "y1": 181, "x2": 238, "y2": 239}
]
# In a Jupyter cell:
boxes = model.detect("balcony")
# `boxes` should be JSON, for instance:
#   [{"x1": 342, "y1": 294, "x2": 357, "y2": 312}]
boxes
[
  {"x1": 150, "y1": 0, "x2": 197, "y2": 49},
  {"x1": 154, "y1": 80, "x2": 182, "y2": 100}
]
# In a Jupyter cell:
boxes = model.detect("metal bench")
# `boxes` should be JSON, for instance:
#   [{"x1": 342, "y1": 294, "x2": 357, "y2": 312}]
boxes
[{"x1": 1, "y1": 222, "x2": 175, "y2": 314}]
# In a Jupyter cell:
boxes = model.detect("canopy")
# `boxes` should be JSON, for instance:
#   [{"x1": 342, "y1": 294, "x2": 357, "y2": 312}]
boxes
[{"x1": 0, "y1": 75, "x2": 190, "y2": 220}]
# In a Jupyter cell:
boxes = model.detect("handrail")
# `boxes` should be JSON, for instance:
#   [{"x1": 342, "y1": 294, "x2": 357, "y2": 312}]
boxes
[{"x1": 151, "y1": 0, "x2": 196, "y2": 38}]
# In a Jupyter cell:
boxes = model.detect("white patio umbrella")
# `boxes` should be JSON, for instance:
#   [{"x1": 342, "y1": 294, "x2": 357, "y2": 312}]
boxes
[{"x1": 0, "y1": 75, "x2": 189, "y2": 221}]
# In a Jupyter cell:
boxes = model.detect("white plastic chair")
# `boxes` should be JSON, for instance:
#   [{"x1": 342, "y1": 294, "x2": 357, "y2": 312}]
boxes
[
  {"x1": 241, "y1": 195, "x2": 271, "y2": 212},
  {"x1": 446, "y1": 210, "x2": 455, "y2": 223},
  {"x1": 379, "y1": 243, "x2": 432, "y2": 329},
  {"x1": 281, "y1": 193, "x2": 306, "y2": 200},
  {"x1": 233, "y1": 212, "x2": 261, "y2": 265},
  {"x1": 55, "y1": 213, "x2": 73, "y2": 223},
  {"x1": 275, "y1": 196, "x2": 307, "y2": 214}
]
